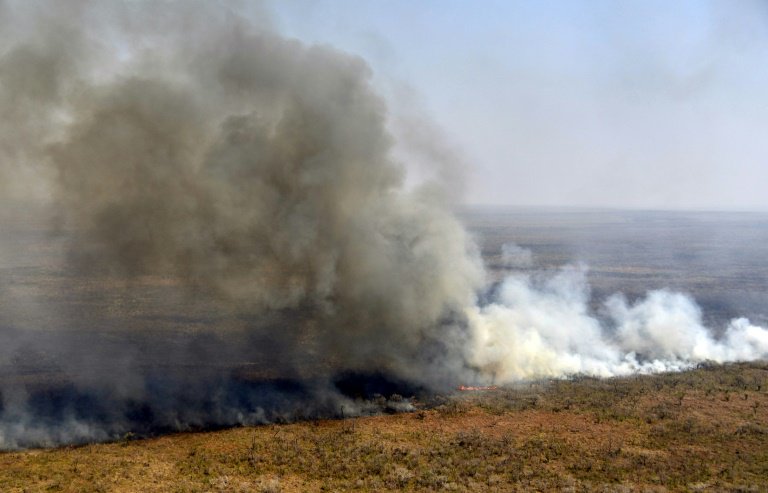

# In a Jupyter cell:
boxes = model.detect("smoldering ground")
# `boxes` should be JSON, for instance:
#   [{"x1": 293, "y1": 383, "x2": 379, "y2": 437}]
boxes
[{"x1": 1, "y1": 1, "x2": 767, "y2": 449}]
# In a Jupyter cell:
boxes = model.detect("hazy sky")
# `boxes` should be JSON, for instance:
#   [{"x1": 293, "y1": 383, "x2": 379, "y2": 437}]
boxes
[{"x1": 261, "y1": 0, "x2": 768, "y2": 210}]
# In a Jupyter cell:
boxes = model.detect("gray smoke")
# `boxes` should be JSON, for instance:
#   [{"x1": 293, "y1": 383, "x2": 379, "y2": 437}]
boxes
[
  {"x1": 0, "y1": 1, "x2": 766, "y2": 450},
  {"x1": 1, "y1": 0, "x2": 482, "y2": 369},
  {"x1": 0, "y1": 0, "x2": 484, "y2": 448}
]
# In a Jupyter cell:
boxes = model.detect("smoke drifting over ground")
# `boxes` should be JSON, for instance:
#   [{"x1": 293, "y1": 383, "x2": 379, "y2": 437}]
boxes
[
  {"x1": 0, "y1": 1, "x2": 766, "y2": 449},
  {"x1": 468, "y1": 259, "x2": 768, "y2": 381}
]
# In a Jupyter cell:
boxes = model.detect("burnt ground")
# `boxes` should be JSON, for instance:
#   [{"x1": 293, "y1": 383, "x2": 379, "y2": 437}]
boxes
[
  {"x1": 461, "y1": 208, "x2": 768, "y2": 329},
  {"x1": 1, "y1": 208, "x2": 768, "y2": 490}
]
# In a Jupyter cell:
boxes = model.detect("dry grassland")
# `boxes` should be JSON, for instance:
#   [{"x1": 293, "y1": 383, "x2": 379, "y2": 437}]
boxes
[{"x1": 1, "y1": 362, "x2": 766, "y2": 492}]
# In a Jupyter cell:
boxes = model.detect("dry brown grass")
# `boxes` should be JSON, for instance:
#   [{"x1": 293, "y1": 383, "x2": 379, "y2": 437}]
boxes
[{"x1": 1, "y1": 362, "x2": 766, "y2": 492}]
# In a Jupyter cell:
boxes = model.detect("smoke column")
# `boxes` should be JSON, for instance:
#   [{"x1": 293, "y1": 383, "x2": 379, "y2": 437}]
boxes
[
  {"x1": 0, "y1": 0, "x2": 482, "y2": 374},
  {"x1": 0, "y1": 0, "x2": 484, "y2": 448},
  {"x1": 0, "y1": 1, "x2": 766, "y2": 448}
]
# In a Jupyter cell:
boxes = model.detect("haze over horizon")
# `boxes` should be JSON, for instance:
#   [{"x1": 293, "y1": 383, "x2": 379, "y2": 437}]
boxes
[{"x1": 266, "y1": 0, "x2": 768, "y2": 211}]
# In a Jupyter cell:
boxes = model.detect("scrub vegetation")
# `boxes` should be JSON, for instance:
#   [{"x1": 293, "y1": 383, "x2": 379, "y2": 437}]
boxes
[{"x1": 2, "y1": 362, "x2": 766, "y2": 492}]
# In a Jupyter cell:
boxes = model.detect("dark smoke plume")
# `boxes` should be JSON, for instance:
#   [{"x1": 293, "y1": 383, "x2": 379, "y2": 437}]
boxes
[
  {"x1": 3, "y1": 0, "x2": 483, "y2": 368},
  {"x1": 1, "y1": 1, "x2": 767, "y2": 450},
  {"x1": 0, "y1": 0, "x2": 482, "y2": 448}
]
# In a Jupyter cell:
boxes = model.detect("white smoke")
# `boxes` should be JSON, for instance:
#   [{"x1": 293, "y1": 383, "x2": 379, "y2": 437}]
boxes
[
  {"x1": 466, "y1": 265, "x2": 768, "y2": 382},
  {"x1": 500, "y1": 242, "x2": 534, "y2": 269},
  {"x1": 0, "y1": 0, "x2": 767, "y2": 450}
]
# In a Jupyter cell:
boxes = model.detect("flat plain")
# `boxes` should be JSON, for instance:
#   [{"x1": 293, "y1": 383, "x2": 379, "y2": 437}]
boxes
[{"x1": 1, "y1": 208, "x2": 767, "y2": 492}]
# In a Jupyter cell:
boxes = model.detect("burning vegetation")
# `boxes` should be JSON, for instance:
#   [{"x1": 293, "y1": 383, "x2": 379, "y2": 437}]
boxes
[{"x1": 0, "y1": 0, "x2": 766, "y2": 452}]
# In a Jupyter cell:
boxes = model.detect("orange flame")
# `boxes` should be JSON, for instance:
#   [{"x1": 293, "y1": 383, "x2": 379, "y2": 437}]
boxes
[{"x1": 457, "y1": 385, "x2": 498, "y2": 391}]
